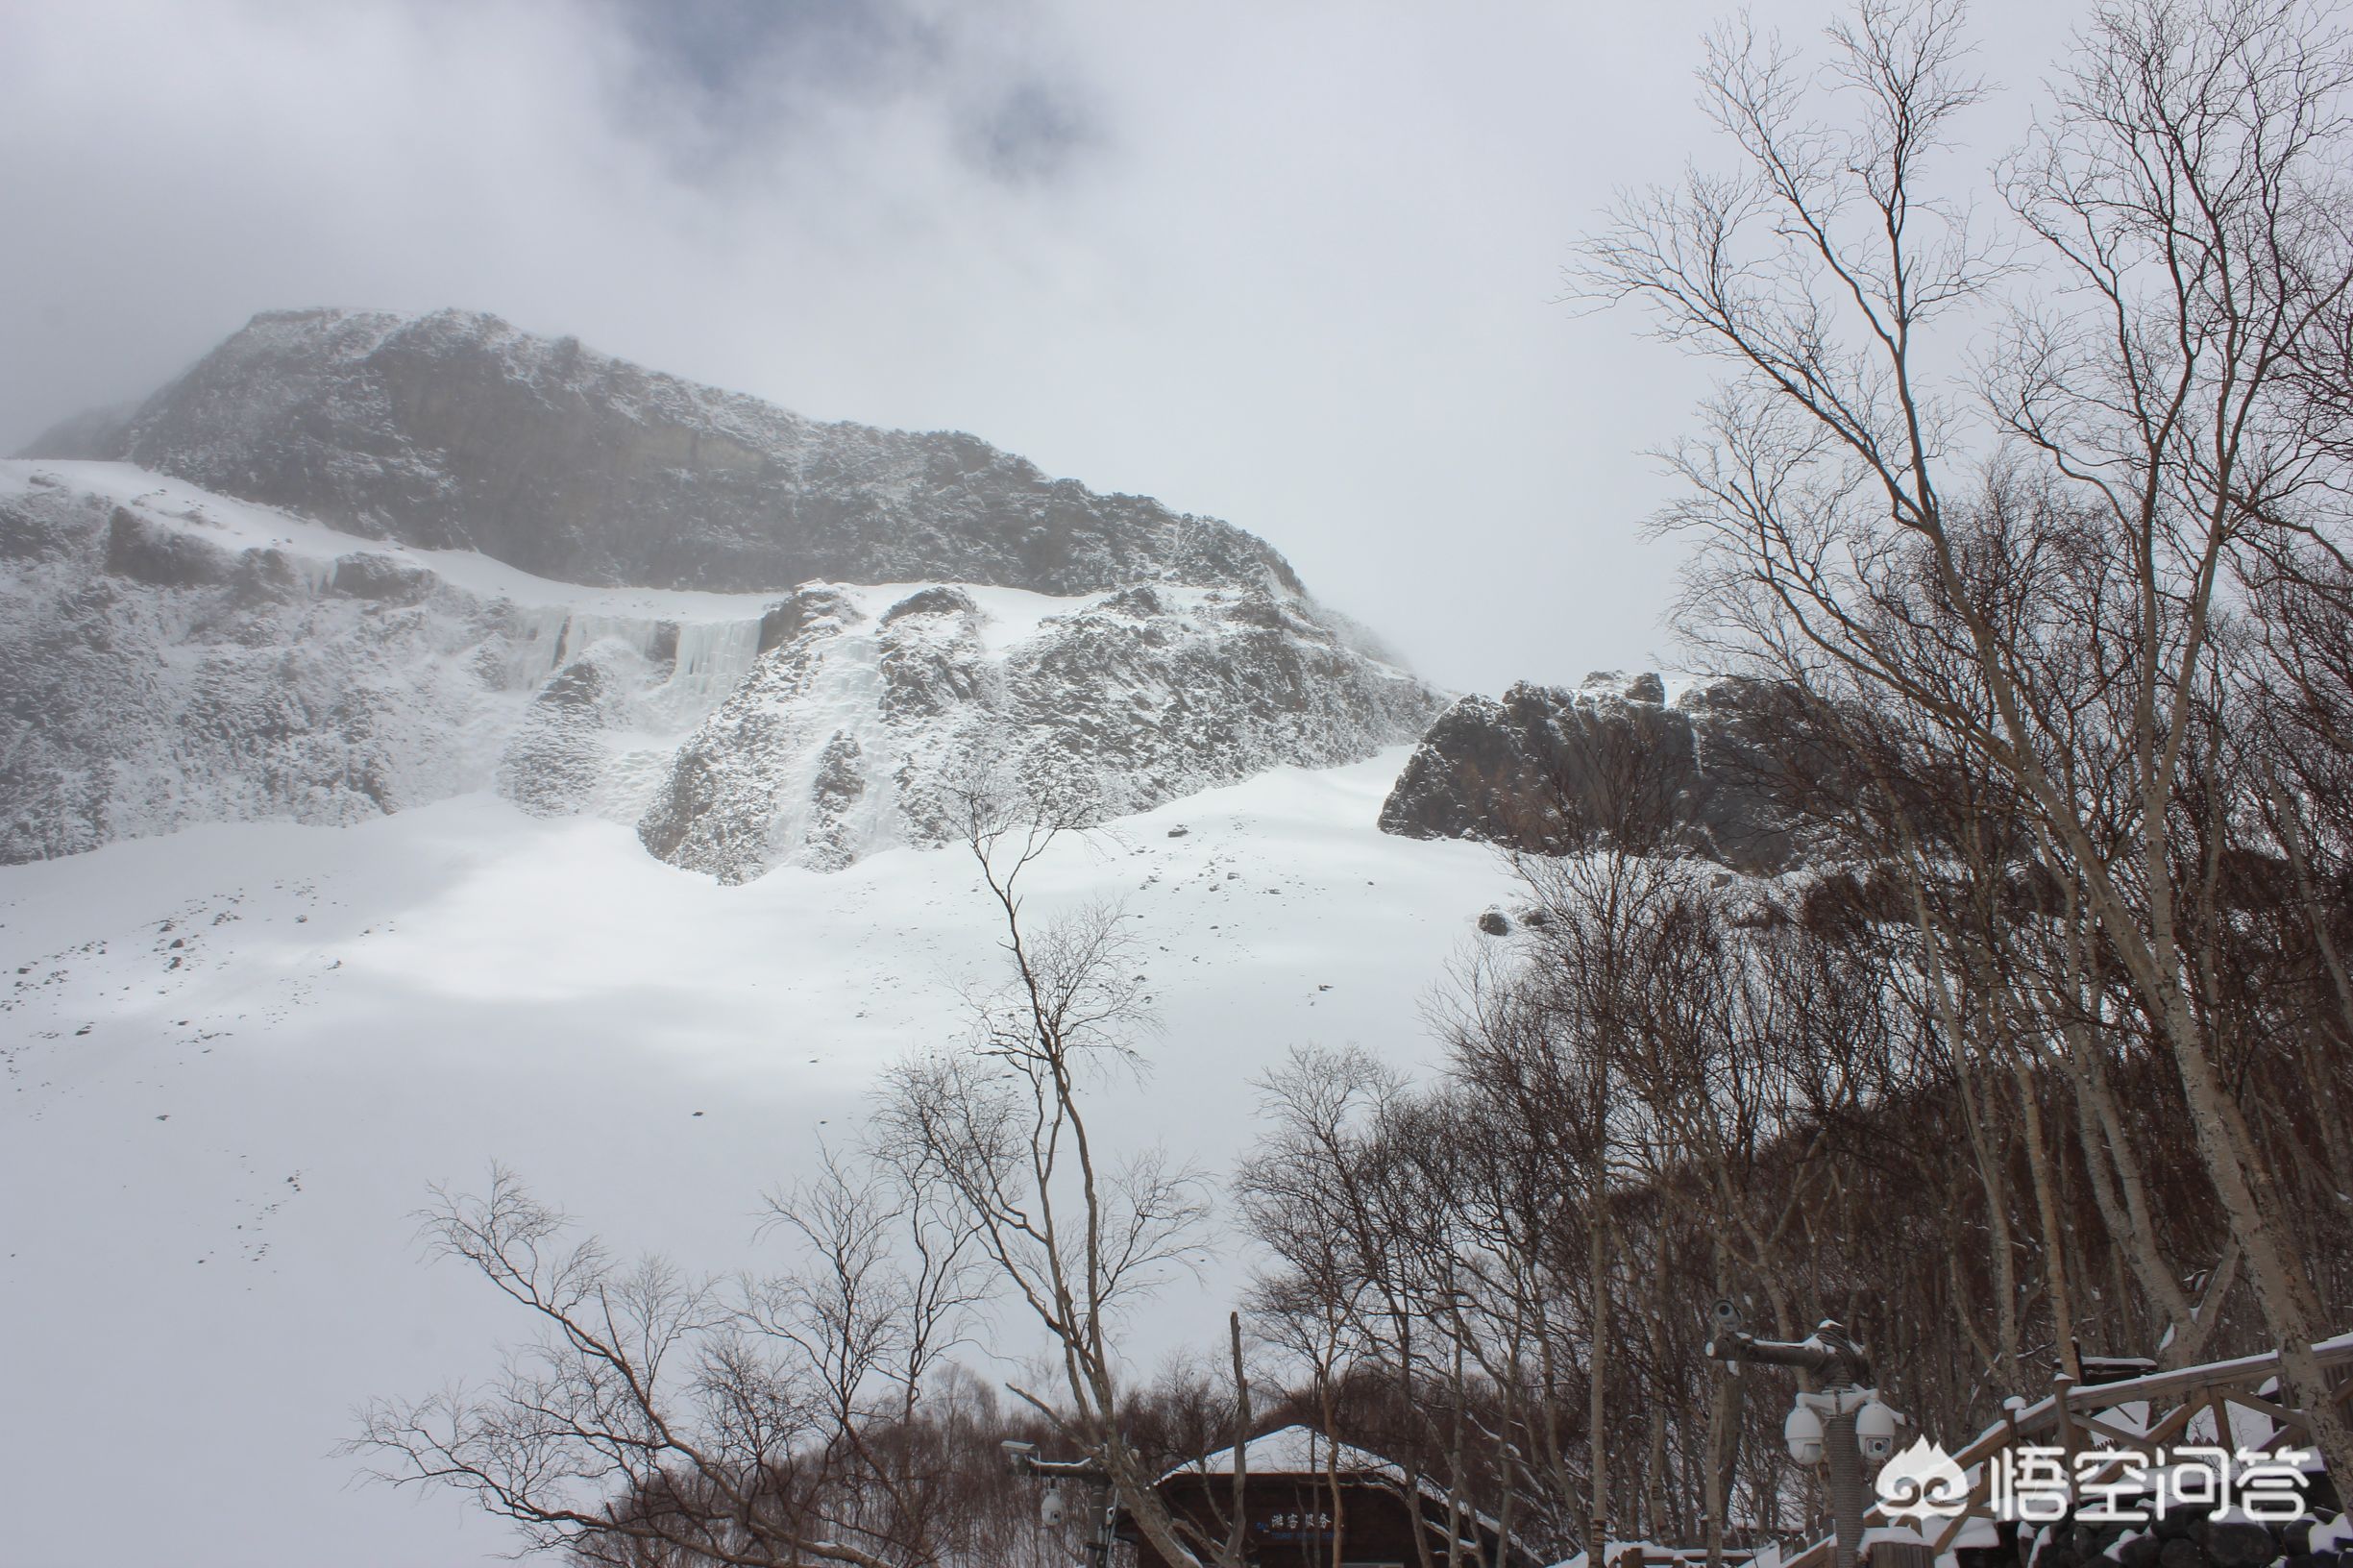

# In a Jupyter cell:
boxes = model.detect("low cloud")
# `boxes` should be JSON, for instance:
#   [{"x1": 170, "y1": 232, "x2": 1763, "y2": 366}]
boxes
[{"x1": 0, "y1": 0, "x2": 2080, "y2": 692}]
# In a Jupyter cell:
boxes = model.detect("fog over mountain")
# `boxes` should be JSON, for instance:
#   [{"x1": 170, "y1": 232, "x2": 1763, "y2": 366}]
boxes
[{"x1": 0, "y1": 0, "x2": 2083, "y2": 696}]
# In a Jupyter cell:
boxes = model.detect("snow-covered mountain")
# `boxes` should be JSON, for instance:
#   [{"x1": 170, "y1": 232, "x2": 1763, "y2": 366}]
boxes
[
  {"x1": 5, "y1": 311, "x2": 1437, "y2": 875},
  {"x1": 0, "y1": 311, "x2": 1532, "y2": 1568},
  {"x1": 30, "y1": 306, "x2": 1302, "y2": 596}
]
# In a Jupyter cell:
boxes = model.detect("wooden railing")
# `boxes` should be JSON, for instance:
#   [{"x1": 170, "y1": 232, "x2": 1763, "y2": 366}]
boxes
[{"x1": 1777, "y1": 1333, "x2": 2353, "y2": 1568}]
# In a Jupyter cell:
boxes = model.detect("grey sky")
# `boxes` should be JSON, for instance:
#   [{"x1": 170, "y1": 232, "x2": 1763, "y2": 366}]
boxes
[{"x1": 0, "y1": 0, "x2": 2085, "y2": 695}]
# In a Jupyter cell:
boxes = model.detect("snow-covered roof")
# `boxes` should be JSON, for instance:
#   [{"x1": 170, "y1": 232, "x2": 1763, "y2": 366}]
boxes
[
  {"x1": 1164, "y1": 1424, "x2": 1409, "y2": 1482},
  {"x1": 1161, "y1": 1425, "x2": 1518, "y2": 1550}
]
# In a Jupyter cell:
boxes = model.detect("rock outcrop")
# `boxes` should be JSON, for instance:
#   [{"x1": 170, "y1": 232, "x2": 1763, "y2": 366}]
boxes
[
  {"x1": 640, "y1": 579, "x2": 1434, "y2": 883},
  {"x1": 1377, "y1": 671, "x2": 1830, "y2": 875},
  {"x1": 2, "y1": 478, "x2": 524, "y2": 861}
]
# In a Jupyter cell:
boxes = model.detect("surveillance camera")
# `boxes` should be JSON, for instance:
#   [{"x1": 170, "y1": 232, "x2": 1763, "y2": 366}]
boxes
[
  {"x1": 1784, "y1": 1404, "x2": 1826, "y2": 1467},
  {"x1": 1856, "y1": 1399, "x2": 1898, "y2": 1462}
]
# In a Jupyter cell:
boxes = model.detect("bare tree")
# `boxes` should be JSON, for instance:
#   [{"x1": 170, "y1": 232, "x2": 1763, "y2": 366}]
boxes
[
  {"x1": 350, "y1": 1161, "x2": 986, "y2": 1568},
  {"x1": 871, "y1": 777, "x2": 1244, "y2": 1568},
  {"x1": 1578, "y1": 0, "x2": 2353, "y2": 1474}
]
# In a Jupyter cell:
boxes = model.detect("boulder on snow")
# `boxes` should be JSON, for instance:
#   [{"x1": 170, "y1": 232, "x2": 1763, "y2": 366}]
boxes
[
  {"x1": 2157, "y1": 1539, "x2": 2209, "y2": 1568},
  {"x1": 2205, "y1": 1521, "x2": 2280, "y2": 1568}
]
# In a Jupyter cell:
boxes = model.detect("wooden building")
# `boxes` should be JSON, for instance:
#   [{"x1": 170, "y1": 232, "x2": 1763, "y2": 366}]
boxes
[{"x1": 1128, "y1": 1424, "x2": 1538, "y2": 1568}]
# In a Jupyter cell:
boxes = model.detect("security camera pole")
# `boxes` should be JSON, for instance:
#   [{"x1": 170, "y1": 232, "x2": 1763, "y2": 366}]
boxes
[
  {"x1": 1003, "y1": 1440, "x2": 1117, "y2": 1568},
  {"x1": 1704, "y1": 1303, "x2": 1897, "y2": 1568}
]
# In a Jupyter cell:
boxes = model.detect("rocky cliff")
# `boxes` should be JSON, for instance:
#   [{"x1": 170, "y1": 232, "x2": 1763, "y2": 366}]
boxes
[
  {"x1": 29, "y1": 307, "x2": 1298, "y2": 597},
  {"x1": 3, "y1": 310, "x2": 1453, "y2": 872},
  {"x1": 1377, "y1": 671, "x2": 1829, "y2": 875},
  {"x1": 2, "y1": 443, "x2": 1434, "y2": 875},
  {"x1": 641, "y1": 579, "x2": 1433, "y2": 881}
]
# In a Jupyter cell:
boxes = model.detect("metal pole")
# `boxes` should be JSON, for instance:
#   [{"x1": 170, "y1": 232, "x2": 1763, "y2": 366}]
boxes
[
  {"x1": 1705, "y1": 1314, "x2": 1875, "y2": 1568},
  {"x1": 1824, "y1": 1408, "x2": 1864, "y2": 1568}
]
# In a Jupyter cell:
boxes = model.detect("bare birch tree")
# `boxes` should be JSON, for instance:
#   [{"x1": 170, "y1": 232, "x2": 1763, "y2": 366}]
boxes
[
  {"x1": 871, "y1": 778, "x2": 1246, "y2": 1568},
  {"x1": 1578, "y1": 0, "x2": 2353, "y2": 1474}
]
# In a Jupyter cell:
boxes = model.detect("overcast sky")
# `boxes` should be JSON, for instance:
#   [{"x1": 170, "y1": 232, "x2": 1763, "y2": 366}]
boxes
[{"x1": 0, "y1": 0, "x2": 2086, "y2": 694}]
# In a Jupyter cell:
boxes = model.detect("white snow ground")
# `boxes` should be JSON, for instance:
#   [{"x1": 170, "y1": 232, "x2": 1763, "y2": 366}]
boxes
[{"x1": 0, "y1": 755, "x2": 1516, "y2": 1568}]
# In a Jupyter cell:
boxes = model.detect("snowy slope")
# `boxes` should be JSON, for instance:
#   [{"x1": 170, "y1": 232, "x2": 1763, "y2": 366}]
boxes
[{"x1": 0, "y1": 755, "x2": 1520, "y2": 1568}]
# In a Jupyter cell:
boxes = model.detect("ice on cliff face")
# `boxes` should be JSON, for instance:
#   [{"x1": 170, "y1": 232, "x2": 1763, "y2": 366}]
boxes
[{"x1": 0, "y1": 461, "x2": 1439, "y2": 876}]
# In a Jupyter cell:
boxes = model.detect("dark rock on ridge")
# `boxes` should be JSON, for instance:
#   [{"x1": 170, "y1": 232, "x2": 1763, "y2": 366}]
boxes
[
  {"x1": 1377, "y1": 671, "x2": 1833, "y2": 875},
  {"x1": 329, "y1": 551, "x2": 433, "y2": 603},
  {"x1": 37, "y1": 307, "x2": 1304, "y2": 599}
]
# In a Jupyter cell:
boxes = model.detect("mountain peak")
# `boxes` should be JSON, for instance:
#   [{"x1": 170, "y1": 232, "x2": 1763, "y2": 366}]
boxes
[{"x1": 33, "y1": 307, "x2": 1305, "y2": 600}]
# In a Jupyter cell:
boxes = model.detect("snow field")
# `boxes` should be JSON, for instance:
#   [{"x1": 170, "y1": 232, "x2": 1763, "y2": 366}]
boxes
[{"x1": 0, "y1": 753, "x2": 1513, "y2": 1568}]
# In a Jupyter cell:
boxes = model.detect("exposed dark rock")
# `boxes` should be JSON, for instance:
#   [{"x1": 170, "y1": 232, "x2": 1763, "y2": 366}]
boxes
[
  {"x1": 0, "y1": 497, "x2": 94, "y2": 563},
  {"x1": 881, "y1": 585, "x2": 979, "y2": 624},
  {"x1": 1618, "y1": 670, "x2": 1666, "y2": 704},
  {"x1": 231, "y1": 547, "x2": 308, "y2": 606},
  {"x1": 498, "y1": 654, "x2": 625, "y2": 819},
  {"x1": 877, "y1": 589, "x2": 988, "y2": 722},
  {"x1": 2205, "y1": 1521, "x2": 2279, "y2": 1568},
  {"x1": 2157, "y1": 1540, "x2": 2210, "y2": 1568},
  {"x1": 329, "y1": 551, "x2": 433, "y2": 603},
  {"x1": 104, "y1": 508, "x2": 234, "y2": 587},
  {"x1": 1377, "y1": 671, "x2": 1838, "y2": 875},
  {"x1": 799, "y1": 731, "x2": 868, "y2": 872},
  {"x1": 55, "y1": 307, "x2": 1306, "y2": 598}
]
